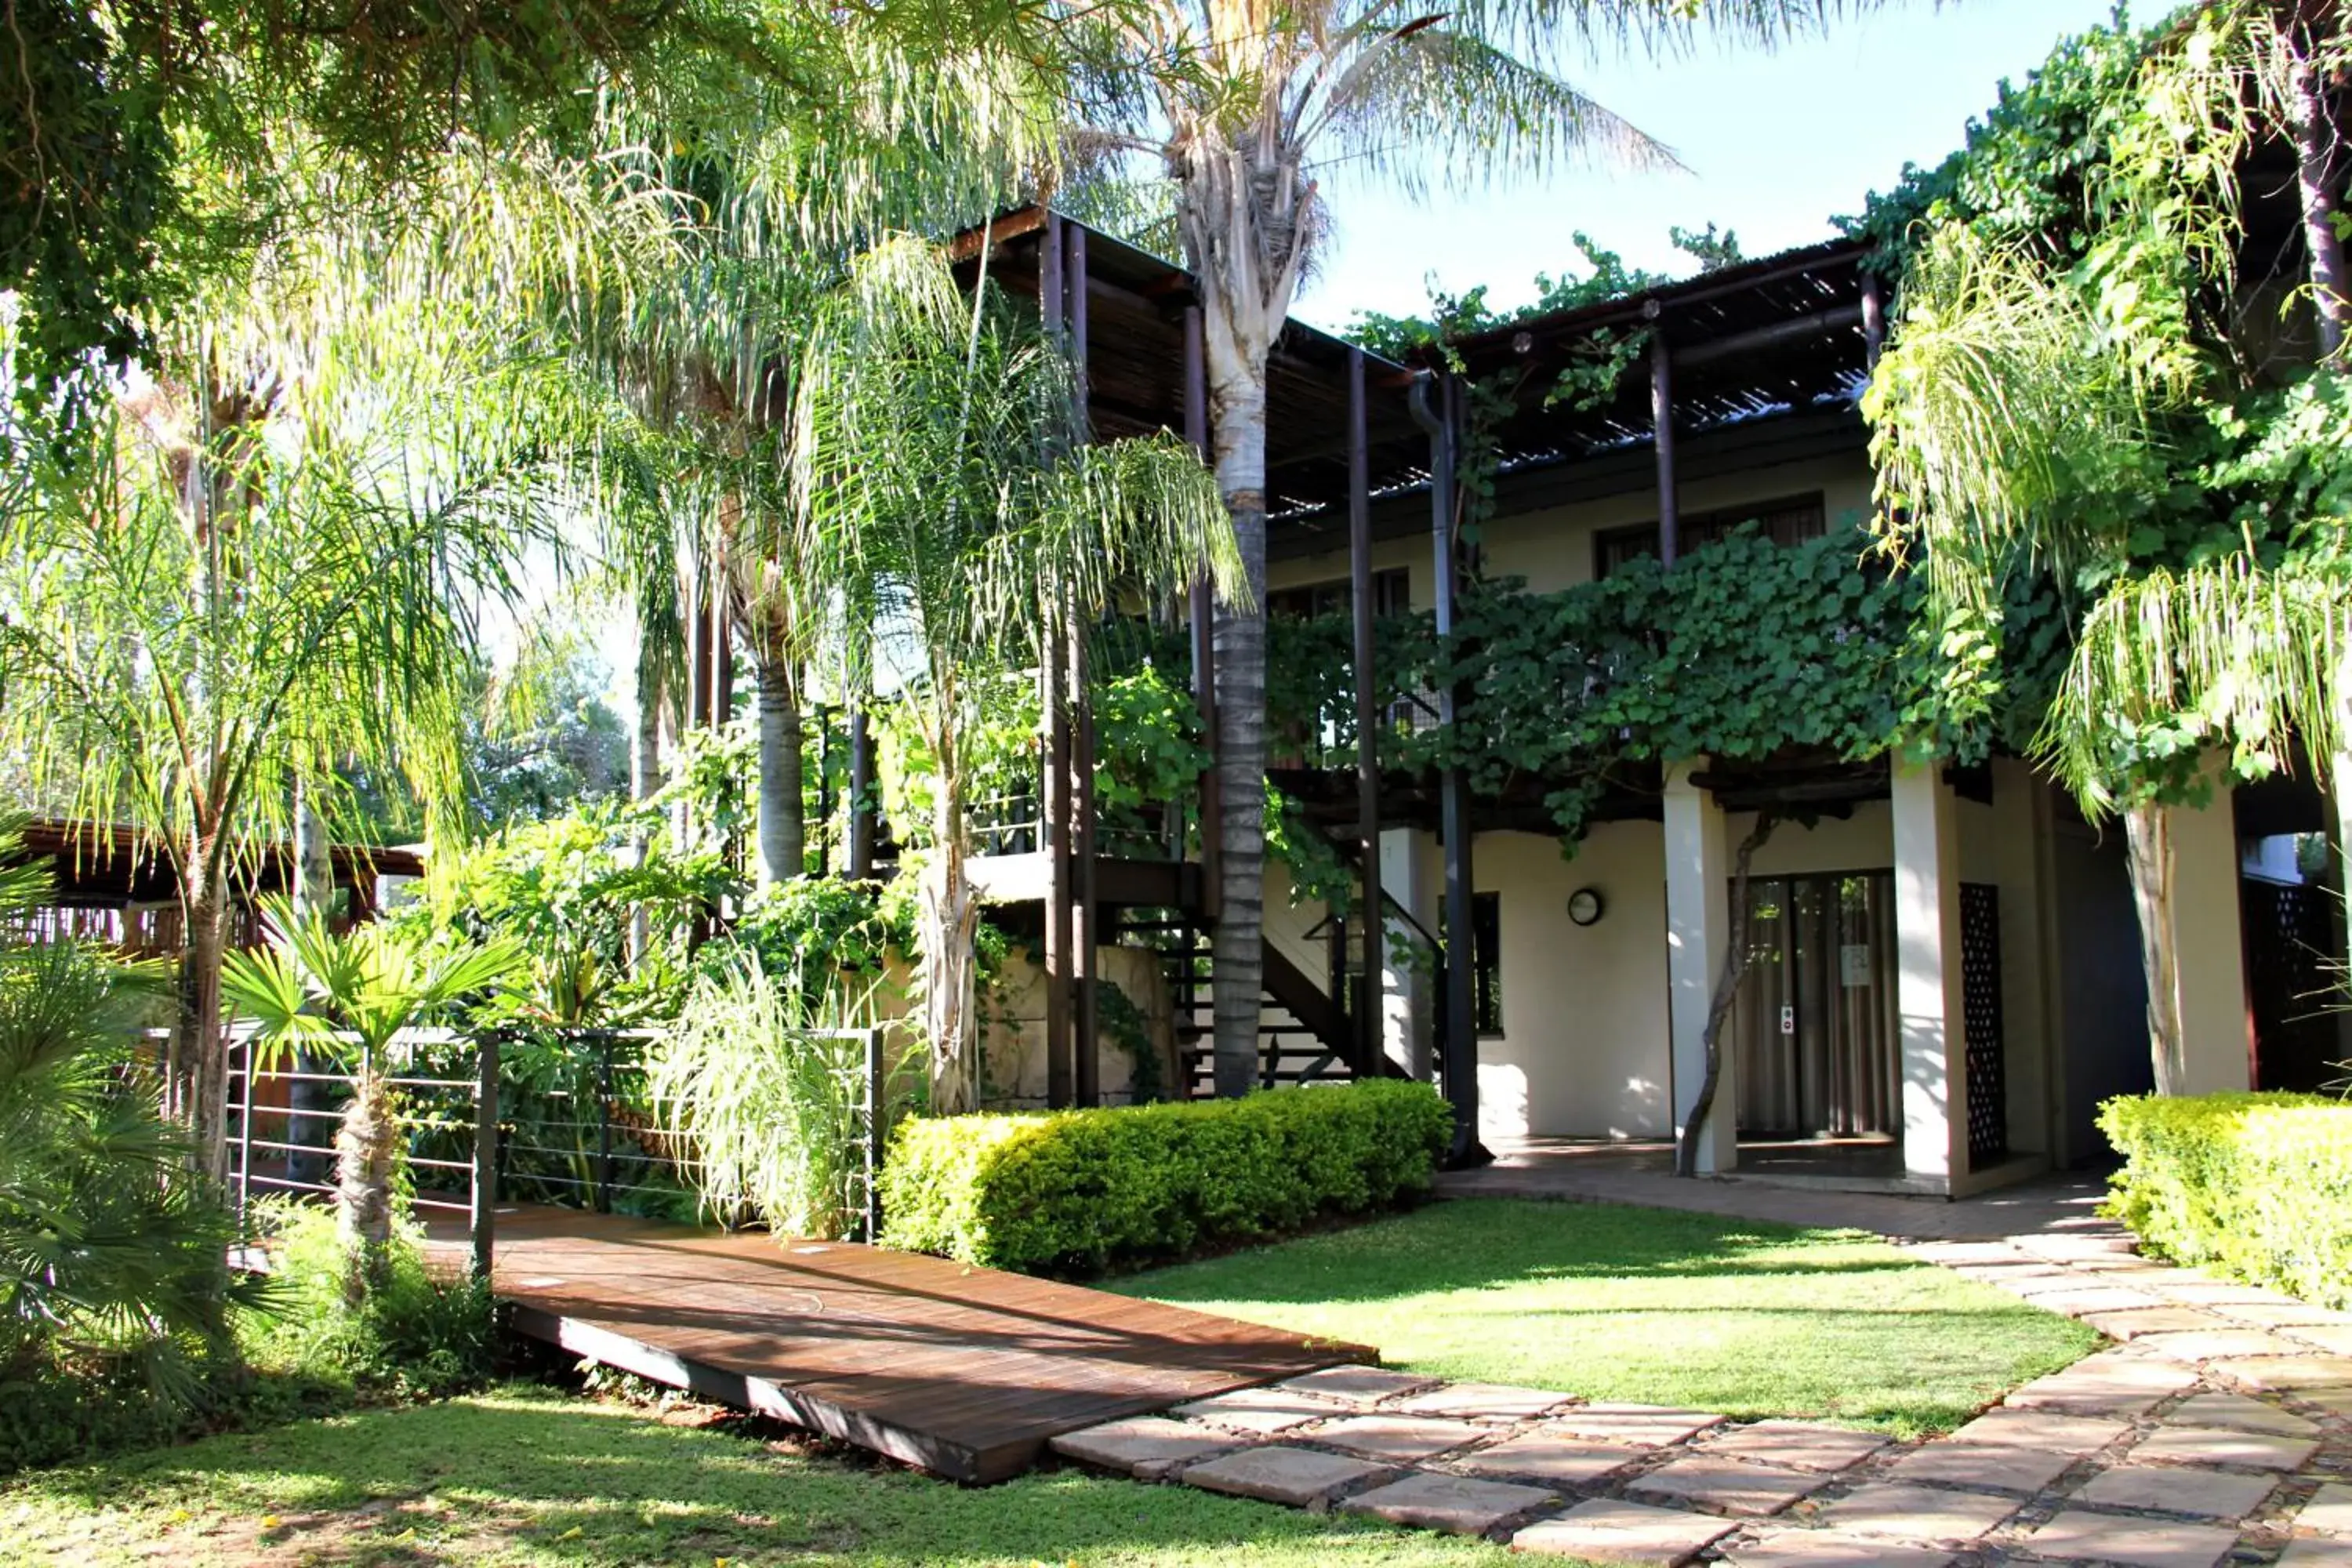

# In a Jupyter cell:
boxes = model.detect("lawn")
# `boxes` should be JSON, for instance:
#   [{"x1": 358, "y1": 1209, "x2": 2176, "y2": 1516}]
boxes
[
  {"x1": 0, "y1": 1388, "x2": 1520, "y2": 1568},
  {"x1": 1116, "y1": 1198, "x2": 2098, "y2": 1437}
]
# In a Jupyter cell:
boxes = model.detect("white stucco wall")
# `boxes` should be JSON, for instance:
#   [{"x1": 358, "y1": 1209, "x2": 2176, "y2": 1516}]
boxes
[{"x1": 1473, "y1": 823, "x2": 1673, "y2": 1144}]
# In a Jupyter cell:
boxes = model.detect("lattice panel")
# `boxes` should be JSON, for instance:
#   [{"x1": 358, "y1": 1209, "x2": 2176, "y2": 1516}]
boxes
[{"x1": 1959, "y1": 882, "x2": 2007, "y2": 1170}]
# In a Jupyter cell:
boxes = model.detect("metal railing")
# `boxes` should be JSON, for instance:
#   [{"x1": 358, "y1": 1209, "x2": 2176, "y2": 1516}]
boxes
[{"x1": 227, "y1": 1022, "x2": 900, "y2": 1279}]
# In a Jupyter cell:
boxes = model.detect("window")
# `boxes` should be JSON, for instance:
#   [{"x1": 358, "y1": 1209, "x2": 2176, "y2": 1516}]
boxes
[
  {"x1": 1267, "y1": 567, "x2": 1410, "y2": 621},
  {"x1": 1436, "y1": 891, "x2": 1504, "y2": 1037},
  {"x1": 1592, "y1": 492, "x2": 1827, "y2": 579}
]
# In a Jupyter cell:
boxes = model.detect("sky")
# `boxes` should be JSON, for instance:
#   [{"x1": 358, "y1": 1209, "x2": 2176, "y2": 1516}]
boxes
[{"x1": 1290, "y1": 0, "x2": 2129, "y2": 332}]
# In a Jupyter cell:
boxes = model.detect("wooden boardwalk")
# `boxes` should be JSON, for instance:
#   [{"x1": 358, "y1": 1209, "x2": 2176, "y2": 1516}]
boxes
[{"x1": 425, "y1": 1206, "x2": 1369, "y2": 1482}]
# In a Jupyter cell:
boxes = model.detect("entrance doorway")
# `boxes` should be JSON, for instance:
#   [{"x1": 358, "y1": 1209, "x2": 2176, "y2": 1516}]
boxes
[{"x1": 1733, "y1": 873, "x2": 1902, "y2": 1145}]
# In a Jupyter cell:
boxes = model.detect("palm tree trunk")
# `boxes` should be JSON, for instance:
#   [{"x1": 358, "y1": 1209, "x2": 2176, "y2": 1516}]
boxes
[
  {"x1": 288, "y1": 782, "x2": 334, "y2": 1187},
  {"x1": 2124, "y1": 800, "x2": 2188, "y2": 1094},
  {"x1": 336, "y1": 1056, "x2": 398, "y2": 1302},
  {"x1": 756, "y1": 633, "x2": 804, "y2": 887},
  {"x1": 174, "y1": 844, "x2": 230, "y2": 1183},
  {"x1": 1204, "y1": 339, "x2": 1272, "y2": 1100},
  {"x1": 2285, "y1": 0, "x2": 2348, "y2": 361},
  {"x1": 920, "y1": 728, "x2": 980, "y2": 1113}
]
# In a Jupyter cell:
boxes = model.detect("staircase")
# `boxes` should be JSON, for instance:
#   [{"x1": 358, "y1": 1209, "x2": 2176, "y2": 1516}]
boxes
[{"x1": 1169, "y1": 927, "x2": 1359, "y2": 1094}]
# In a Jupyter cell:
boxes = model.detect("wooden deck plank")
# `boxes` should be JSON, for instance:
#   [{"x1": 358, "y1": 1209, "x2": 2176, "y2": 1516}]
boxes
[{"x1": 425, "y1": 1205, "x2": 1369, "y2": 1482}]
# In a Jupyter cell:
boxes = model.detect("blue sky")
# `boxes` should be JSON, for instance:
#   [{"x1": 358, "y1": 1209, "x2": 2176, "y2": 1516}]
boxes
[{"x1": 1291, "y1": 0, "x2": 2129, "y2": 331}]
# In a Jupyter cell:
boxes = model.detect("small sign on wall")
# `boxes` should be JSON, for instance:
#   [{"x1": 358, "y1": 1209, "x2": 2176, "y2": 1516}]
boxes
[{"x1": 1840, "y1": 943, "x2": 1873, "y2": 989}]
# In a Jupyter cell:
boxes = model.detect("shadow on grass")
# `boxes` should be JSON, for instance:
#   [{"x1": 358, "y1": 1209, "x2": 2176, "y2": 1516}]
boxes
[{"x1": 8, "y1": 1391, "x2": 1507, "y2": 1566}]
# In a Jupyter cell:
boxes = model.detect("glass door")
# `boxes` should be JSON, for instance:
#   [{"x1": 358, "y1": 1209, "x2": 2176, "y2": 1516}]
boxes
[{"x1": 1733, "y1": 872, "x2": 1899, "y2": 1139}]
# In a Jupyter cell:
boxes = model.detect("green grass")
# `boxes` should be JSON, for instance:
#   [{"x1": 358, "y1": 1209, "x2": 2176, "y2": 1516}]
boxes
[
  {"x1": 1115, "y1": 1198, "x2": 2099, "y2": 1438},
  {"x1": 0, "y1": 1387, "x2": 1520, "y2": 1567}
]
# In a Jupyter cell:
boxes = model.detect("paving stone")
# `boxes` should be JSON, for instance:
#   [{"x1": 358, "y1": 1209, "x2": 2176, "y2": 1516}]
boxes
[
  {"x1": 2009, "y1": 1356, "x2": 2199, "y2": 1417},
  {"x1": 2212, "y1": 1355, "x2": 2352, "y2": 1392},
  {"x1": 1814, "y1": 1480, "x2": 2020, "y2": 1542},
  {"x1": 2296, "y1": 1480, "x2": 2352, "y2": 1536},
  {"x1": 2021, "y1": 1286, "x2": 2173, "y2": 1315},
  {"x1": 2020, "y1": 1234, "x2": 2139, "y2": 1261},
  {"x1": 1179, "y1": 1444, "x2": 1392, "y2": 1507},
  {"x1": 1451, "y1": 1429, "x2": 1650, "y2": 1486},
  {"x1": 2131, "y1": 1327, "x2": 2300, "y2": 1363},
  {"x1": 2158, "y1": 1279, "x2": 2299, "y2": 1306},
  {"x1": 2071, "y1": 1462, "x2": 2278, "y2": 1520},
  {"x1": 2016, "y1": 1508, "x2": 2238, "y2": 1568},
  {"x1": 1698, "y1": 1420, "x2": 1889, "y2": 1473},
  {"x1": 1309, "y1": 1414, "x2": 1486, "y2": 1464},
  {"x1": 1624, "y1": 1454, "x2": 1826, "y2": 1517},
  {"x1": 1279, "y1": 1366, "x2": 1441, "y2": 1406},
  {"x1": 2129, "y1": 1423, "x2": 2319, "y2": 1471},
  {"x1": 1394, "y1": 1381, "x2": 1571, "y2": 1421},
  {"x1": 1511, "y1": 1499, "x2": 1738, "y2": 1563},
  {"x1": 2292, "y1": 1325, "x2": 2352, "y2": 1356},
  {"x1": 1720, "y1": 1529, "x2": 1958, "y2": 1566},
  {"x1": 2277, "y1": 1541, "x2": 2352, "y2": 1567},
  {"x1": 1171, "y1": 1386, "x2": 1334, "y2": 1435},
  {"x1": 1049, "y1": 1416, "x2": 1243, "y2": 1478},
  {"x1": 1544, "y1": 1402, "x2": 1725, "y2": 1447},
  {"x1": 2168, "y1": 1392, "x2": 2321, "y2": 1437},
  {"x1": 2082, "y1": 1306, "x2": 2238, "y2": 1341},
  {"x1": 2217, "y1": 1301, "x2": 2352, "y2": 1329},
  {"x1": 1879, "y1": 1439, "x2": 2078, "y2": 1494},
  {"x1": 1910, "y1": 1241, "x2": 2030, "y2": 1266},
  {"x1": 1338, "y1": 1471, "x2": 1557, "y2": 1534},
  {"x1": 1949, "y1": 1406, "x2": 2133, "y2": 1454}
]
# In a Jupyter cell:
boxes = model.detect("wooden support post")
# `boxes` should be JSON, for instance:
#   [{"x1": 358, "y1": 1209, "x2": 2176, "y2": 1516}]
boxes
[
  {"x1": 1861, "y1": 270, "x2": 1886, "y2": 370},
  {"x1": 1183, "y1": 304, "x2": 1221, "y2": 920},
  {"x1": 863, "y1": 1025, "x2": 887, "y2": 1243},
  {"x1": 471, "y1": 1033, "x2": 499, "y2": 1281},
  {"x1": 711, "y1": 594, "x2": 734, "y2": 726},
  {"x1": 1348, "y1": 347, "x2": 1382, "y2": 1078},
  {"x1": 1044, "y1": 622, "x2": 1073, "y2": 1109},
  {"x1": 687, "y1": 576, "x2": 713, "y2": 728},
  {"x1": 1649, "y1": 313, "x2": 1679, "y2": 567},
  {"x1": 847, "y1": 709, "x2": 875, "y2": 880},
  {"x1": 1410, "y1": 370, "x2": 1480, "y2": 1160},
  {"x1": 1068, "y1": 220, "x2": 1099, "y2": 1108}
]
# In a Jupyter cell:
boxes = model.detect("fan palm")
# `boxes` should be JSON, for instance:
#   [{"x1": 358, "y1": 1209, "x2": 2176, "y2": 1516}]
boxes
[
  {"x1": 1068, "y1": 0, "x2": 1894, "y2": 1094},
  {"x1": 223, "y1": 898, "x2": 521, "y2": 1298},
  {"x1": 791, "y1": 238, "x2": 1244, "y2": 1112}
]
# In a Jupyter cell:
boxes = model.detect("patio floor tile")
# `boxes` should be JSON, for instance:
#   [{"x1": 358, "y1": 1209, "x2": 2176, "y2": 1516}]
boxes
[
  {"x1": 1878, "y1": 1439, "x2": 2077, "y2": 1494},
  {"x1": 1179, "y1": 1444, "x2": 1392, "y2": 1507},
  {"x1": 1309, "y1": 1414, "x2": 1487, "y2": 1464},
  {"x1": 1394, "y1": 1381, "x2": 1573, "y2": 1421},
  {"x1": 1720, "y1": 1528, "x2": 1958, "y2": 1566},
  {"x1": 1278, "y1": 1366, "x2": 1443, "y2": 1406},
  {"x1": 1813, "y1": 1481, "x2": 2020, "y2": 1542},
  {"x1": 1698, "y1": 1420, "x2": 1889, "y2": 1473},
  {"x1": 2071, "y1": 1462, "x2": 2277, "y2": 1521},
  {"x1": 2016, "y1": 1508, "x2": 2238, "y2": 1568},
  {"x1": 2295, "y1": 1480, "x2": 2352, "y2": 1536},
  {"x1": 1451, "y1": 1429, "x2": 1650, "y2": 1486},
  {"x1": 2167, "y1": 1392, "x2": 2320, "y2": 1436},
  {"x1": 2128, "y1": 1423, "x2": 2318, "y2": 1472},
  {"x1": 1511, "y1": 1499, "x2": 1738, "y2": 1563},
  {"x1": 1544, "y1": 1403, "x2": 1726, "y2": 1447},
  {"x1": 1049, "y1": 1416, "x2": 1245, "y2": 1479},
  {"x1": 1338, "y1": 1471, "x2": 1557, "y2": 1534},
  {"x1": 1171, "y1": 1386, "x2": 1335, "y2": 1435},
  {"x1": 1624, "y1": 1454, "x2": 1826, "y2": 1517}
]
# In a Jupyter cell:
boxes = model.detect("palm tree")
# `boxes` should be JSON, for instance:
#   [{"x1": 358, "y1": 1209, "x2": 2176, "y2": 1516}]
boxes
[
  {"x1": 791, "y1": 238, "x2": 1243, "y2": 1112},
  {"x1": 1069, "y1": 0, "x2": 1888, "y2": 1095},
  {"x1": 0, "y1": 136, "x2": 601, "y2": 1178},
  {"x1": 1864, "y1": 6, "x2": 2352, "y2": 1091},
  {"x1": 223, "y1": 900, "x2": 521, "y2": 1298}
]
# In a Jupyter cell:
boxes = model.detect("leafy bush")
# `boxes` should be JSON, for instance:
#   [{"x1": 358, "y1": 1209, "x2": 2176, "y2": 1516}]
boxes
[
  {"x1": 2099, "y1": 1092, "x2": 2352, "y2": 1308},
  {"x1": 879, "y1": 1080, "x2": 1453, "y2": 1276},
  {"x1": 238, "y1": 1201, "x2": 495, "y2": 1400}
]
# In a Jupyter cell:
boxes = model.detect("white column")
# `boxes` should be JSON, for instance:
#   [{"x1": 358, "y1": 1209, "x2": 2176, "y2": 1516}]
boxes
[
  {"x1": 1664, "y1": 758, "x2": 1735, "y2": 1174},
  {"x1": 1380, "y1": 826, "x2": 1434, "y2": 1078},
  {"x1": 1893, "y1": 760, "x2": 1968, "y2": 1188},
  {"x1": 2170, "y1": 762, "x2": 2251, "y2": 1094}
]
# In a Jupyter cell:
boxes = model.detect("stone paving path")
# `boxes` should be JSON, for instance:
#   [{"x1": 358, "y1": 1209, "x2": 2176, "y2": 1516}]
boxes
[{"x1": 1049, "y1": 1221, "x2": 2352, "y2": 1565}]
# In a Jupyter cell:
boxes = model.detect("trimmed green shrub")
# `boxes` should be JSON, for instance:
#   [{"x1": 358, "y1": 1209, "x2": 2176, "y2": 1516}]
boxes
[
  {"x1": 2099, "y1": 1092, "x2": 2352, "y2": 1307},
  {"x1": 878, "y1": 1080, "x2": 1454, "y2": 1276}
]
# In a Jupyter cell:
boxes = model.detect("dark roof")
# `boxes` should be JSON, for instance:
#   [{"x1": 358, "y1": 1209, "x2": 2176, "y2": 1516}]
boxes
[
  {"x1": 17, "y1": 818, "x2": 425, "y2": 906},
  {"x1": 956, "y1": 209, "x2": 1874, "y2": 541}
]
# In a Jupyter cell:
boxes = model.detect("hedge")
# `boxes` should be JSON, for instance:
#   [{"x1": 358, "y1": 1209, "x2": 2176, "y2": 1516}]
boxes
[
  {"x1": 2099, "y1": 1092, "x2": 2352, "y2": 1308},
  {"x1": 877, "y1": 1080, "x2": 1454, "y2": 1276}
]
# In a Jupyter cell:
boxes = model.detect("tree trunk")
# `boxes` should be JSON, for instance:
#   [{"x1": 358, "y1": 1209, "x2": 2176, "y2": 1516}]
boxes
[
  {"x1": 336, "y1": 1055, "x2": 398, "y2": 1302},
  {"x1": 1675, "y1": 811, "x2": 1777, "y2": 1179},
  {"x1": 756, "y1": 636, "x2": 804, "y2": 887},
  {"x1": 1204, "y1": 345, "x2": 1272, "y2": 1100},
  {"x1": 2125, "y1": 800, "x2": 2188, "y2": 1094},
  {"x1": 174, "y1": 846, "x2": 230, "y2": 1184},
  {"x1": 288, "y1": 782, "x2": 335, "y2": 1188},
  {"x1": 920, "y1": 734, "x2": 980, "y2": 1114},
  {"x1": 2285, "y1": 2, "x2": 2349, "y2": 361}
]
